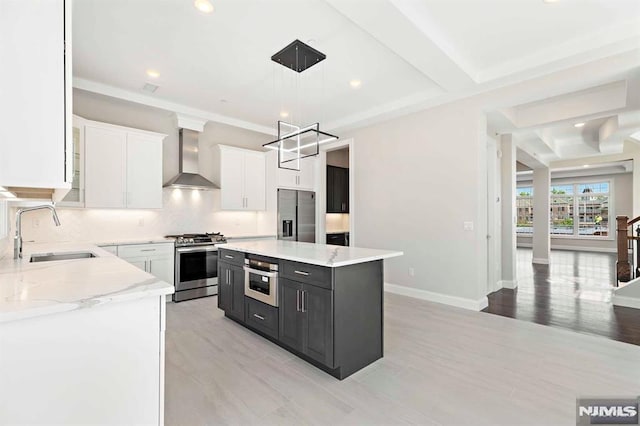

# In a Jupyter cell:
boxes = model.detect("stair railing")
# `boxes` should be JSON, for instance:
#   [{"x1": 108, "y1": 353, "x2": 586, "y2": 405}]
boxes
[{"x1": 616, "y1": 215, "x2": 640, "y2": 284}]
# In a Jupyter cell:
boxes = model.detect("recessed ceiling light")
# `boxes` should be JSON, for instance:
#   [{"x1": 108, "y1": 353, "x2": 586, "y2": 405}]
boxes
[
  {"x1": 194, "y1": 0, "x2": 214, "y2": 14},
  {"x1": 583, "y1": 164, "x2": 590, "y2": 168},
  {"x1": 280, "y1": 111, "x2": 289, "y2": 118},
  {"x1": 146, "y1": 69, "x2": 160, "y2": 79},
  {"x1": 142, "y1": 83, "x2": 159, "y2": 93},
  {"x1": 574, "y1": 122, "x2": 585, "y2": 128},
  {"x1": 349, "y1": 80, "x2": 362, "y2": 89},
  {"x1": 543, "y1": 0, "x2": 559, "y2": 3}
]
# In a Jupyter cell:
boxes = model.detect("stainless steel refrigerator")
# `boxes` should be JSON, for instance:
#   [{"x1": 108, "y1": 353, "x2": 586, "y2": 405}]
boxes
[{"x1": 278, "y1": 189, "x2": 316, "y2": 242}]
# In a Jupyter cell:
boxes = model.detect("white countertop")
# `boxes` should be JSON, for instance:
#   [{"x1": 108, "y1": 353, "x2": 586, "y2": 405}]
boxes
[
  {"x1": 95, "y1": 237, "x2": 172, "y2": 246},
  {"x1": 218, "y1": 240, "x2": 402, "y2": 267},
  {"x1": 0, "y1": 242, "x2": 174, "y2": 323}
]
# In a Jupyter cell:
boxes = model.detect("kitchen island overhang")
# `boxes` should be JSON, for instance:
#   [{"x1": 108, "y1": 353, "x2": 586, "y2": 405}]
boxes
[{"x1": 216, "y1": 240, "x2": 402, "y2": 380}]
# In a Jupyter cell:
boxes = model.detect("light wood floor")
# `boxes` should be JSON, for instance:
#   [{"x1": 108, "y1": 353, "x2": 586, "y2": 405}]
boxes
[{"x1": 165, "y1": 293, "x2": 640, "y2": 425}]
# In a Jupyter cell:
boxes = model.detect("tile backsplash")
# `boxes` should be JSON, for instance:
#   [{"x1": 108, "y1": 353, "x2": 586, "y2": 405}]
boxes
[
  {"x1": 326, "y1": 213, "x2": 349, "y2": 233},
  {"x1": 10, "y1": 189, "x2": 276, "y2": 244}
]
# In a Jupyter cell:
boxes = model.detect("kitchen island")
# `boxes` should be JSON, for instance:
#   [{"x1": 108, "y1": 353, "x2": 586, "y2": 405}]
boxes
[
  {"x1": 216, "y1": 240, "x2": 402, "y2": 379},
  {"x1": 0, "y1": 242, "x2": 174, "y2": 424}
]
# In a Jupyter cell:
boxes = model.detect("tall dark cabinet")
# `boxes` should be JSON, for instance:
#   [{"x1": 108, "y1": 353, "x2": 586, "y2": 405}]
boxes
[{"x1": 326, "y1": 165, "x2": 349, "y2": 213}]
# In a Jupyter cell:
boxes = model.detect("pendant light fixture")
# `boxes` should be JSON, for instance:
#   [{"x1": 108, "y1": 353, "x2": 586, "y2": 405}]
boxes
[{"x1": 263, "y1": 39, "x2": 339, "y2": 170}]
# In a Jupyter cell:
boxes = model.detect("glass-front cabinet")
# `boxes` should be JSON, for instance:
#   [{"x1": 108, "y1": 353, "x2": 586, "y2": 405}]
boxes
[{"x1": 60, "y1": 115, "x2": 85, "y2": 205}]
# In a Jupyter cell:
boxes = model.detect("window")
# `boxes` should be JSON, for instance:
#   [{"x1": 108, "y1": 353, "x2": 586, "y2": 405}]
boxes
[
  {"x1": 517, "y1": 181, "x2": 611, "y2": 238},
  {"x1": 516, "y1": 187, "x2": 533, "y2": 234}
]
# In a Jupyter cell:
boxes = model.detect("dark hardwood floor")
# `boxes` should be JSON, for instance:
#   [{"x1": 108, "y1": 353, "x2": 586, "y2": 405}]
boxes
[{"x1": 483, "y1": 248, "x2": 640, "y2": 346}]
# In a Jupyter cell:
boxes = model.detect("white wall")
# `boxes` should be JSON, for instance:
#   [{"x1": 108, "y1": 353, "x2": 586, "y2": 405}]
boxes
[{"x1": 343, "y1": 99, "x2": 488, "y2": 306}]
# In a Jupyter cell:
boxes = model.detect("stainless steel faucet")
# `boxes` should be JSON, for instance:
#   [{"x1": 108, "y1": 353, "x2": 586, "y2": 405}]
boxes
[{"x1": 14, "y1": 204, "x2": 61, "y2": 259}]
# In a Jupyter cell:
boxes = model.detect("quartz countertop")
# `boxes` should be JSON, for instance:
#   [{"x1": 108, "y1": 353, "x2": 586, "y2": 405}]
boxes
[
  {"x1": 0, "y1": 242, "x2": 174, "y2": 323},
  {"x1": 218, "y1": 240, "x2": 402, "y2": 267},
  {"x1": 95, "y1": 237, "x2": 173, "y2": 246}
]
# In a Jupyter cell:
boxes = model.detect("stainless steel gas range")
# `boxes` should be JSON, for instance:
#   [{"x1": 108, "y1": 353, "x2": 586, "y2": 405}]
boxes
[{"x1": 165, "y1": 233, "x2": 227, "y2": 302}]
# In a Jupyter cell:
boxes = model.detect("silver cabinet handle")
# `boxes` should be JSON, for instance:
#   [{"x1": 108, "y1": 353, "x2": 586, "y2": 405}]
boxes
[
  {"x1": 148, "y1": 259, "x2": 152, "y2": 271},
  {"x1": 225, "y1": 255, "x2": 234, "y2": 259},
  {"x1": 253, "y1": 313, "x2": 265, "y2": 321},
  {"x1": 301, "y1": 290, "x2": 306, "y2": 313},
  {"x1": 143, "y1": 260, "x2": 148, "y2": 272},
  {"x1": 294, "y1": 270, "x2": 309, "y2": 276},
  {"x1": 296, "y1": 289, "x2": 300, "y2": 312},
  {"x1": 141, "y1": 248, "x2": 156, "y2": 252}
]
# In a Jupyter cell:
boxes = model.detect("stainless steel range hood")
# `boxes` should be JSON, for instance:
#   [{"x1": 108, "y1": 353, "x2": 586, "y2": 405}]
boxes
[{"x1": 164, "y1": 128, "x2": 219, "y2": 190}]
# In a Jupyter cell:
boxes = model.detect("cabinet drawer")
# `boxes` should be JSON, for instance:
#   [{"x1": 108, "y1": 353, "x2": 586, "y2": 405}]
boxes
[
  {"x1": 117, "y1": 243, "x2": 174, "y2": 258},
  {"x1": 245, "y1": 297, "x2": 278, "y2": 339},
  {"x1": 218, "y1": 249, "x2": 244, "y2": 266},
  {"x1": 281, "y1": 260, "x2": 332, "y2": 289}
]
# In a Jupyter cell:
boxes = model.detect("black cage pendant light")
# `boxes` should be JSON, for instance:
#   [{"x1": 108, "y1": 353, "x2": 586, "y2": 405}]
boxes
[{"x1": 263, "y1": 39, "x2": 339, "y2": 170}]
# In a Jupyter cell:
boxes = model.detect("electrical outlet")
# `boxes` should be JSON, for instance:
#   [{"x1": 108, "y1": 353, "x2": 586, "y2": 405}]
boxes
[
  {"x1": 464, "y1": 221, "x2": 474, "y2": 231},
  {"x1": 138, "y1": 218, "x2": 145, "y2": 227},
  {"x1": 408, "y1": 267, "x2": 415, "y2": 277}
]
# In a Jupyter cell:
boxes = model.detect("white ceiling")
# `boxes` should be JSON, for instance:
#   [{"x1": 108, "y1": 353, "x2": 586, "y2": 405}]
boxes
[{"x1": 73, "y1": 0, "x2": 640, "y2": 135}]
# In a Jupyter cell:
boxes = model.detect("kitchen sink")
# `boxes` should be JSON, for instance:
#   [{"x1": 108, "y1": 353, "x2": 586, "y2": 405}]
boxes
[{"x1": 30, "y1": 252, "x2": 97, "y2": 263}]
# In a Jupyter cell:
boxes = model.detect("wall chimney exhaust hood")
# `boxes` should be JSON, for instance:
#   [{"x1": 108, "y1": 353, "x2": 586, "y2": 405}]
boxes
[{"x1": 164, "y1": 116, "x2": 219, "y2": 190}]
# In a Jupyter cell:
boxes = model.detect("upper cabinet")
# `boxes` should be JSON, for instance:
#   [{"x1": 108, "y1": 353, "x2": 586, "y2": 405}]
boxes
[
  {"x1": 218, "y1": 145, "x2": 266, "y2": 211},
  {"x1": 327, "y1": 166, "x2": 349, "y2": 213},
  {"x1": 84, "y1": 121, "x2": 165, "y2": 209},
  {"x1": 276, "y1": 156, "x2": 316, "y2": 191},
  {"x1": 60, "y1": 116, "x2": 87, "y2": 205},
  {"x1": 0, "y1": 0, "x2": 72, "y2": 189}
]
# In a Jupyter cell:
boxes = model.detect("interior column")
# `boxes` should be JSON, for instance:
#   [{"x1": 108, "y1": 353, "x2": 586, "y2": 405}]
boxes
[
  {"x1": 500, "y1": 134, "x2": 517, "y2": 289},
  {"x1": 532, "y1": 167, "x2": 550, "y2": 264}
]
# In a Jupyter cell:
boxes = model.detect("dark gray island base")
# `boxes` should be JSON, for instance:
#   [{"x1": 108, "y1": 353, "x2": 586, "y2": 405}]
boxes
[{"x1": 217, "y1": 248, "x2": 384, "y2": 380}]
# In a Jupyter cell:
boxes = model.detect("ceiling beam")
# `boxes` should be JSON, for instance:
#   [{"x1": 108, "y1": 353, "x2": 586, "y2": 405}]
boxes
[
  {"x1": 73, "y1": 78, "x2": 276, "y2": 136},
  {"x1": 324, "y1": 0, "x2": 475, "y2": 92}
]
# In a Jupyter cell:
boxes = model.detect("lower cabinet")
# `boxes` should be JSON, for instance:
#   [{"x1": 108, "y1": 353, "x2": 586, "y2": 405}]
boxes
[
  {"x1": 279, "y1": 278, "x2": 333, "y2": 367},
  {"x1": 218, "y1": 261, "x2": 245, "y2": 322},
  {"x1": 114, "y1": 243, "x2": 174, "y2": 286},
  {"x1": 245, "y1": 298, "x2": 278, "y2": 339}
]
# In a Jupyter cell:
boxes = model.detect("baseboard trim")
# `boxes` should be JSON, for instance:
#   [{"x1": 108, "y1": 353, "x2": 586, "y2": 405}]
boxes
[
  {"x1": 612, "y1": 295, "x2": 640, "y2": 310},
  {"x1": 532, "y1": 257, "x2": 550, "y2": 265},
  {"x1": 384, "y1": 283, "x2": 488, "y2": 311},
  {"x1": 499, "y1": 280, "x2": 517, "y2": 289},
  {"x1": 517, "y1": 242, "x2": 616, "y2": 253}
]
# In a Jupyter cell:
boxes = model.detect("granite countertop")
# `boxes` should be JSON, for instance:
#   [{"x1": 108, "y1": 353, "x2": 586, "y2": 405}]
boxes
[
  {"x1": 218, "y1": 240, "x2": 402, "y2": 267},
  {"x1": 0, "y1": 242, "x2": 174, "y2": 323}
]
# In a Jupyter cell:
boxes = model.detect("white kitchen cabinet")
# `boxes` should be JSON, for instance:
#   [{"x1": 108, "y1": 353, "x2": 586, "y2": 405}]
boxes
[
  {"x1": 276, "y1": 155, "x2": 316, "y2": 191},
  {"x1": 219, "y1": 145, "x2": 266, "y2": 211},
  {"x1": 0, "y1": 0, "x2": 72, "y2": 189},
  {"x1": 118, "y1": 243, "x2": 175, "y2": 286},
  {"x1": 84, "y1": 121, "x2": 165, "y2": 209}
]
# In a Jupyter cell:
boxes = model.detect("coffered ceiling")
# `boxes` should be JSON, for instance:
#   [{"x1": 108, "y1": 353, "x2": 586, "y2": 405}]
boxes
[{"x1": 73, "y1": 0, "x2": 640, "y2": 138}]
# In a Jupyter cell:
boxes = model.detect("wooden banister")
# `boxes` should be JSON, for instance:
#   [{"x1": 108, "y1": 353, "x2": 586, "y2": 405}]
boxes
[{"x1": 616, "y1": 215, "x2": 631, "y2": 283}]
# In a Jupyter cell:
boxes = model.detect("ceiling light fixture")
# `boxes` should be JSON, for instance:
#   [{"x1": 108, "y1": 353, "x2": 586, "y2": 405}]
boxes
[
  {"x1": 543, "y1": 0, "x2": 559, "y2": 3},
  {"x1": 583, "y1": 164, "x2": 590, "y2": 168},
  {"x1": 264, "y1": 39, "x2": 338, "y2": 170},
  {"x1": 349, "y1": 80, "x2": 362, "y2": 89},
  {"x1": 574, "y1": 122, "x2": 585, "y2": 128},
  {"x1": 146, "y1": 69, "x2": 160, "y2": 78},
  {"x1": 194, "y1": 0, "x2": 214, "y2": 14}
]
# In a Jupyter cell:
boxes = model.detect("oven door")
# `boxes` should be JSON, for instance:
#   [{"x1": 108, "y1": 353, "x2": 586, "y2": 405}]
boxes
[
  {"x1": 244, "y1": 266, "x2": 278, "y2": 307},
  {"x1": 175, "y1": 246, "x2": 218, "y2": 291}
]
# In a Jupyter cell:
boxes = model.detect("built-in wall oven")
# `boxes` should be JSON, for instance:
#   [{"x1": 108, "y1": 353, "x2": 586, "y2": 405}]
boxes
[
  {"x1": 167, "y1": 233, "x2": 226, "y2": 302},
  {"x1": 244, "y1": 258, "x2": 279, "y2": 307}
]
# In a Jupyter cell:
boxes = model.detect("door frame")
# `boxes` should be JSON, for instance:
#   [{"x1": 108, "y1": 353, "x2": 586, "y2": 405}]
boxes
[{"x1": 316, "y1": 138, "x2": 355, "y2": 245}]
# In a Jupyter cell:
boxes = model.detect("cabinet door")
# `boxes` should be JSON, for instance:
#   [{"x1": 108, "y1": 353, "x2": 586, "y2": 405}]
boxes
[
  {"x1": 123, "y1": 257, "x2": 147, "y2": 272},
  {"x1": 297, "y1": 157, "x2": 315, "y2": 190},
  {"x1": 243, "y1": 151, "x2": 266, "y2": 210},
  {"x1": 126, "y1": 133, "x2": 163, "y2": 209},
  {"x1": 148, "y1": 255, "x2": 174, "y2": 286},
  {"x1": 276, "y1": 167, "x2": 298, "y2": 189},
  {"x1": 220, "y1": 148, "x2": 245, "y2": 210},
  {"x1": 278, "y1": 278, "x2": 304, "y2": 352},
  {"x1": 0, "y1": 0, "x2": 66, "y2": 188},
  {"x1": 302, "y1": 284, "x2": 334, "y2": 366},
  {"x1": 326, "y1": 166, "x2": 336, "y2": 213},
  {"x1": 342, "y1": 168, "x2": 349, "y2": 213},
  {"x1": 228, "y1": 264, "x2": 245, "y2": 321},
  {"x1": 217, "y1": 262, "x2": 231, "y2": 312},
  {"x1": 85, "y1": 126, "x2": 126, "y2": 208}
]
